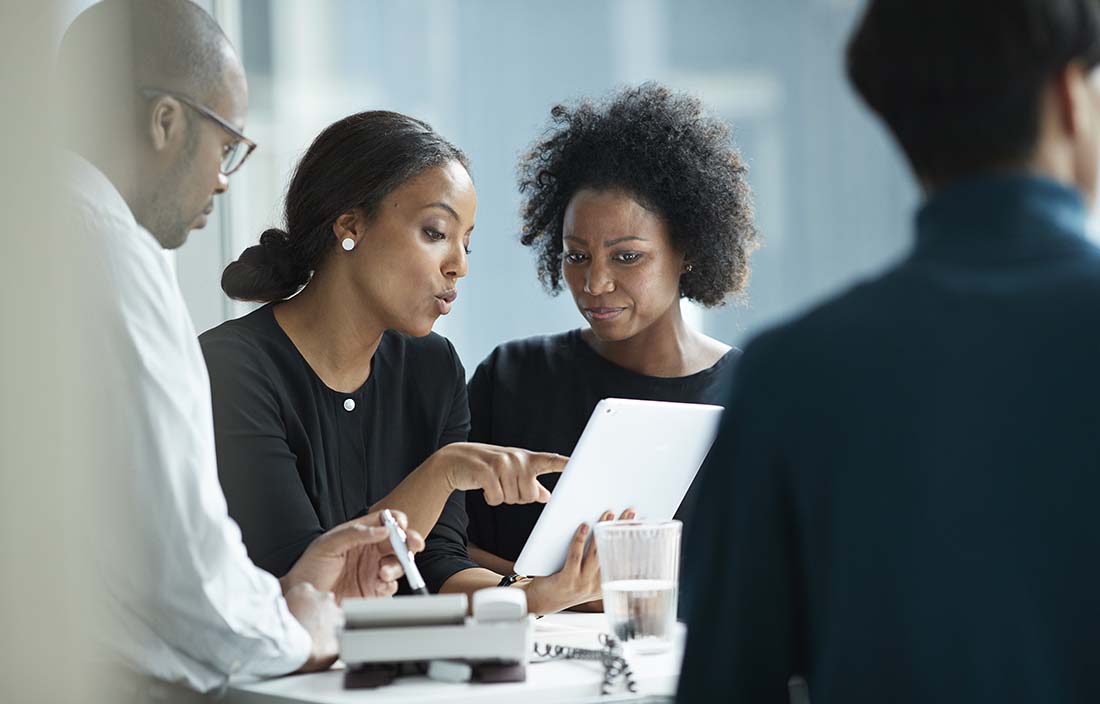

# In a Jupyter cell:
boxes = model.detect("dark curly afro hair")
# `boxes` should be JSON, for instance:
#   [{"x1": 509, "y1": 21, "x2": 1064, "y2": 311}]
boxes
[{"x1": 518, "y1": 82, "x2": 758, "y2": 307}]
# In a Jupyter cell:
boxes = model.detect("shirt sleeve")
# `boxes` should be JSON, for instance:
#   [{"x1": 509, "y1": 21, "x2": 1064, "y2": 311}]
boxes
[
  {"x1": 201, "y1": 331, "x2": 324, "y2": 577},
  {"x1": 416, "y1": 339, "x2": 481, "y2": 592},
  {"x1": 85, "y1": 212, "x2": 310, "y2": 690},
  {"x1": 676, "y1": 334, "x2": 804, "y2": 703},
  {"x1": 464, "y1": 352, "x2": 496, "y2": 550}
]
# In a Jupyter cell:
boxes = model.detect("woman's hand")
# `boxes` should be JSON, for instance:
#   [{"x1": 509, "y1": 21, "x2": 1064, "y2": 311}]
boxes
[
  {"x1": 281, "y1": 509, "x2": 425, "y2": 602},
  {"x1": 369, "y1": 443, "x2": 568, "y2": 556},
  {"x1": 432, "y1": 442, "x2": 569, "y2": 505},
  {"x1": 524, "y1": 508, "x2": 635, "y2": 615}
]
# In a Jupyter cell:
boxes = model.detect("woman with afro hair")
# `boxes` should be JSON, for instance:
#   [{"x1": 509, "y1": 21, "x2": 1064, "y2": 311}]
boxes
[{"x1": 465, "y1": 83, "x2": 760, "y2": 592}]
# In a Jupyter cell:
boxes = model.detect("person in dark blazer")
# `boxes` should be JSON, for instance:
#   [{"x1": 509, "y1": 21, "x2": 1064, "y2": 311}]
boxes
[{"x1": 678, "y1": 1, "x2": 1100, "y2": 702}]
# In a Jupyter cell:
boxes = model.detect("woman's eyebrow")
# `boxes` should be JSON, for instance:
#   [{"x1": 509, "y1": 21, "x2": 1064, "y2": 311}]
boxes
[
  {"x1": 564, "y1": 235, "x2": 647, "y2": 246},
  {"x1": 606, "y1": 235, "x2": 647, "y2": 246},
  {"x1": 423, "y1": 202, "x2": 459, "y2": 220}
]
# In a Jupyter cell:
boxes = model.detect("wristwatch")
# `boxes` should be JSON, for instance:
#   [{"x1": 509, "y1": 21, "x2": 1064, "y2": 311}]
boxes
[{"x1": 497, "y1": 573, "x2": 531, "y2": 588}]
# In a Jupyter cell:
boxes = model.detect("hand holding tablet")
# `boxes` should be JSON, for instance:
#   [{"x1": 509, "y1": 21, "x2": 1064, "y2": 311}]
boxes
[
  {"x1": 523, "y1": 507, "x2": 636, "y2": 614},
  {"x1": 514, "y1": 398, "x2": 724, "y2": 577}
]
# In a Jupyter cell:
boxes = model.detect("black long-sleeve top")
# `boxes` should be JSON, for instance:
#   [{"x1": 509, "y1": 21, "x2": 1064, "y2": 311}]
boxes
[
  {"x1": 199, "y1": 304, "x2": 478, "y2": 592},
  {"x1": 465, "y1": 329, "x2": 737, "y2": 563}
]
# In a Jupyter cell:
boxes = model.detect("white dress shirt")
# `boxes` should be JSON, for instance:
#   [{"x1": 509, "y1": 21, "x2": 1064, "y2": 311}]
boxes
[{"x1": 61, "y1": 153, "x2": 311, "y2": 692}]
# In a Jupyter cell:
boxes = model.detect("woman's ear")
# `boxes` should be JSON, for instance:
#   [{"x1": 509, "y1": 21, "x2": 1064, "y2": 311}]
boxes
[{"x1": 332, "y1": 211, "x2": 360, "y2": 248}]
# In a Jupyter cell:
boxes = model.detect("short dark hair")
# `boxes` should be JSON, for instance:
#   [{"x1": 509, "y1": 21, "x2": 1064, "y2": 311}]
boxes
[
  {"x1": 847, "y1": 0, "x2": 1100, "y2": 186},
  {"x1": 517, "y1": 83, "x2": 758, "y2": 308},
  {"x1": 221, "y1": 111, "x2": 469, "y2": 303}
]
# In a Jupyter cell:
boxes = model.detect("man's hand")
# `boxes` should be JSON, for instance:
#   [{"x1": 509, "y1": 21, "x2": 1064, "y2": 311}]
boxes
[
  {"x1": 433, "y1": 442, "x2": 569, "y2": 505},
  {"x1": 282, "y1": 510, "x2": 425, "y2": 602},
  {"x1": 284, "y1": 582, "x2": 342, "y2": 673}
]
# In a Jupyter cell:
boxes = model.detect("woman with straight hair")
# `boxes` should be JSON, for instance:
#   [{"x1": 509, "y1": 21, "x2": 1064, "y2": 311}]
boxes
[{"x1": 201, "y1": 111, "x2": 603, "y2": 614}]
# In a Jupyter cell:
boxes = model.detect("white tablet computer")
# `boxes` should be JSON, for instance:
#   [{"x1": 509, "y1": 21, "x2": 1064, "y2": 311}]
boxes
[{"x1": 513, "y1": 397, "x2": 724, "y2": 576}]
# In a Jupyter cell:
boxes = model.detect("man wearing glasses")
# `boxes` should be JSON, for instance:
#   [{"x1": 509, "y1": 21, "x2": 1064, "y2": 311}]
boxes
[
  {"x1": 55, "y1": 0, "x2": 418, "y2": 696},
  {"x1": 135, "y1": 87, "x2": 256, "y2": 246}
]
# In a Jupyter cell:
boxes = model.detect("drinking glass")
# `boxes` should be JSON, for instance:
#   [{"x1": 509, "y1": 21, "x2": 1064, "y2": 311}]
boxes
[{"x1": 593, "y1": 520, "x2": 681, "y2": 653}]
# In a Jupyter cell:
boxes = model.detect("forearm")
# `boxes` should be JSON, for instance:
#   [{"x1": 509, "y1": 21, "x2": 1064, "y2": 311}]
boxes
[
  {"x1": 468, "y1": 544, "x2": 515, "y2": 576},
  {"x1": 438, "y1": 567, "x2": 505, "y2": 610},
  {"x1": 439, "y1": 567, "x2": 580, "y2": 616},
  {"x1": 124, "y1": 509, "x2": 313, "y2": 679},
  {"x1": 439, "y1": 566, "x2": 504, "y2": 590},
  {"x1": 568, "y1": 599, "x2": 604, "y2": 613},
  {"x1": 369, "y1": 454, "x2": 454, "y2": 542}
]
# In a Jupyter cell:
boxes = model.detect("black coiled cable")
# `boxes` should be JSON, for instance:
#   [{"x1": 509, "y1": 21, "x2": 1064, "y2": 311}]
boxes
[{"x1": 533, "y1": 633, "x2": 637, "y2": 695}]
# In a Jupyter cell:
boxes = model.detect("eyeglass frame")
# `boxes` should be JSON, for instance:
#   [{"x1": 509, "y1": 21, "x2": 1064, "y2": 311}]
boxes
[{"x1": 139, "y1": 87, "x2": 257, "y2": 175}]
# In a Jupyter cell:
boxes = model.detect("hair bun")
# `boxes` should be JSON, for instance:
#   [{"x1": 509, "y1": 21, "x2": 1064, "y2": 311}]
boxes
[
  {"x1": 221, "y1": 228, "x2": 309, "y2": 302},
  {"x1": 257, "y1": 227, "x2": 290, "y2": 255}
]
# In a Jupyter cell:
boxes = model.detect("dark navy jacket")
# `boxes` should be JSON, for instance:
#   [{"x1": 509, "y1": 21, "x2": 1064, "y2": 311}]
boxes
[{"x1": 678, "y1": 175, "x2": 1100, "y2": 703}]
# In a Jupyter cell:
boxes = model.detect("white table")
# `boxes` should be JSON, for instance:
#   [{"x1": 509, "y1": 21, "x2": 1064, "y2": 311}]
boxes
[{"x1": 224, "y1": 614, "x2": 683, "y2": 704}]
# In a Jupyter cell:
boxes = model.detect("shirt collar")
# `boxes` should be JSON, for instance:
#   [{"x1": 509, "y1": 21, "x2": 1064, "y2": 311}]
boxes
[
  {"x1": 59, "y1": 150, "x2": 173, "y2": 258},
  {"x1": 915, "y1": 173, "x2": 1088, "y2": 255},
  {"x1": 59, "y1": 150, "x2": 139, "y2": 227}
]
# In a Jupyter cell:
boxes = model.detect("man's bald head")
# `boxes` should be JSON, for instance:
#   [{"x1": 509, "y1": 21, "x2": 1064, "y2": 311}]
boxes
[
  {"x1": 56, "y1": 0, "x2": 236, "y2": 111},
  {"x1": 55, "y1": 0, "x2": 249, "y2": 250}
]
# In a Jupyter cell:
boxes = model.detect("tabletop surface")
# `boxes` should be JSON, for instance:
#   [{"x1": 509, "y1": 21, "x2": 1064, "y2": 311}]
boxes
[{"x1": 224, "y1": 613, "x2": 683, "y2": 704}]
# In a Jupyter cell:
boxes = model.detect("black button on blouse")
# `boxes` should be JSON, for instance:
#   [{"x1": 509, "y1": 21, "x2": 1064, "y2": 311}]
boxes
[{"x1": 200, "y1": 304, "x2": 477, "y2": 592}]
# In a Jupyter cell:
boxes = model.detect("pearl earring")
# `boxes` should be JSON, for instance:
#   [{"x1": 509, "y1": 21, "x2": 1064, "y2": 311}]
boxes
[{"x1": 341, "y1": 237, "x2": 355, "y2": 251}]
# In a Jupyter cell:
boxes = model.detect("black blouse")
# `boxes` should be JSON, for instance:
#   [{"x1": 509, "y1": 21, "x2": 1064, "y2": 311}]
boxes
[
  {"x1": 199, "y1": 304, "x2": 477, "y2": 592},
  {"x1": 465, "y1": 328, "x2": 738, "y2": 563}
]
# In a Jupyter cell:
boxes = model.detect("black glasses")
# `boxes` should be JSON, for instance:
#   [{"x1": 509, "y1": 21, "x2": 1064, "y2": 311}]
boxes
[{"x1": 140, "y1": 88, "x2": 257, "y2": 175}]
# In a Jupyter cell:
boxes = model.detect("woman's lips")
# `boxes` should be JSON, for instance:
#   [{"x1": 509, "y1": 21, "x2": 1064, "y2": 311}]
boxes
[
  {"x1": 585, "y1": 307, "x2": 625, "y2": 321},
  {"x1": 435, "y1": 290, "x2": 458, "y2": 315}
]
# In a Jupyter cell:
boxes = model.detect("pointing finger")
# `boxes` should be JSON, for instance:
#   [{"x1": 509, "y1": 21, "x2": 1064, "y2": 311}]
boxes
[{"x1": 533, "y1": 453, "x2": 570, "y2": 476}]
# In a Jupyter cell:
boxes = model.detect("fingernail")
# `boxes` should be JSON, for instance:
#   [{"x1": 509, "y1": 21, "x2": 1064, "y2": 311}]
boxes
[{"x1": 580, "y1": 524, "x2": 589, "y2": 535}]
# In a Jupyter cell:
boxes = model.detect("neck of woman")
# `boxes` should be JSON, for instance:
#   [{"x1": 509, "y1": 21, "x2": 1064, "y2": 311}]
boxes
[{"x1": 272, "y1": 270, "x2": 385, "y2": 393}]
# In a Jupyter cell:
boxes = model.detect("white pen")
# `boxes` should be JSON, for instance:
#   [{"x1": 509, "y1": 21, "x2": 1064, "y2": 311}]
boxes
[{"x1": 381, "y1": 509, "x2": 429, "y2": 596}]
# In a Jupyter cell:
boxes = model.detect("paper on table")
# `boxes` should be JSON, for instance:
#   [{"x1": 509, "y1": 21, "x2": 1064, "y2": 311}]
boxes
[{"x1": 531, "y1": 613, "x2": 609, "y2": 663}]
